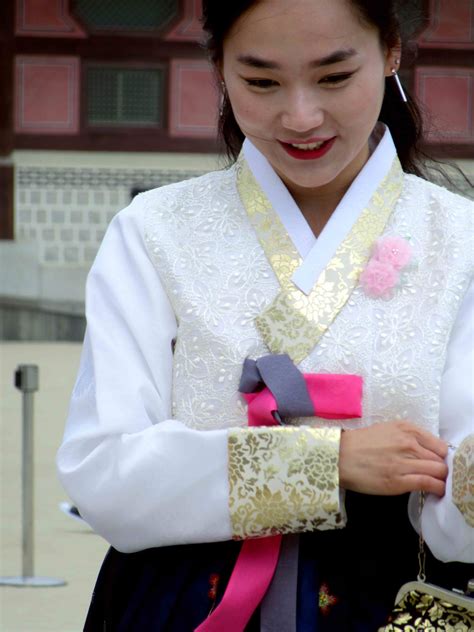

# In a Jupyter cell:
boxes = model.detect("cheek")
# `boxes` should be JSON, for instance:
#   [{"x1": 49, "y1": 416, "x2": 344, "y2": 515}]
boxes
[
  {"x1": 341, "y1": 77, "x2": 385, "y2": 130},
  {"x1": 232, "y1": 98, "x2": 267, "y2": 133}
]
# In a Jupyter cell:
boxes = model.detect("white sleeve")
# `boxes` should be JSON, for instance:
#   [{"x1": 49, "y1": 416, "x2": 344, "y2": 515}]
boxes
[
  {"x1": 413, "y1": 280, "x2": 474, "y2": 563},
  {"x1": 57, "y1": 197, "x2": 233, "y2": 552}
]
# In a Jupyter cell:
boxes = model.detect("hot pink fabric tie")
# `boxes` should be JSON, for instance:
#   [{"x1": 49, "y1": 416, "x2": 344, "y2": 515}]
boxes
[
  {"x1": 195, "y1": 371, "x2": 362, "y2": 632},
  {"x1": 243, "y1": 373, "x2": 362, "y2": 426}
]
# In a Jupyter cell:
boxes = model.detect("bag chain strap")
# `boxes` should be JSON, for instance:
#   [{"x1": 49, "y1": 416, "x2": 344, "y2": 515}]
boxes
[{"x1": 417, "y1": 491, "x2": 426, "y2": 582}]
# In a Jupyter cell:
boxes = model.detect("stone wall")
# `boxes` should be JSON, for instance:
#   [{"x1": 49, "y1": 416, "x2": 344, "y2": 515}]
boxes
[{"x1": 0, "y1": 150, "x2": 220, "y2": 339}]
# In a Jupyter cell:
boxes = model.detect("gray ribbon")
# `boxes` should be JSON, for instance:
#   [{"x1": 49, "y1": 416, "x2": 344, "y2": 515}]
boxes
[
  {"x1": 240, "y1": 355, "x2": 308, "y2": 631},
  {"x1": 239, "y1": 354, "x2": 314, "y2": 420},
  {"x1": 260, "y1": 534, "x2": 299, "y2": 632}
]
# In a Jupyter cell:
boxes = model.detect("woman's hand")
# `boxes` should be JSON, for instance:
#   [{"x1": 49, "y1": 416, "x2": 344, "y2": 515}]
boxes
[{"x1": 339, "y1": 420, "x2": 448, "y2": 496}]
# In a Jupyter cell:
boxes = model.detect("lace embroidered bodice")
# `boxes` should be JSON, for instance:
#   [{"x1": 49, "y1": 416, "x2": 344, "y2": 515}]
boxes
[{"x1": 143, "y1": 163, "x2": 473, "y2": 436}]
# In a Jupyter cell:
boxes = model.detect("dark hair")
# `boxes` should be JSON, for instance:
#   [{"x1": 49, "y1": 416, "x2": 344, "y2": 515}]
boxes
[{"x1": 201, "y1": 0, "x2": 426, "y2": 176}]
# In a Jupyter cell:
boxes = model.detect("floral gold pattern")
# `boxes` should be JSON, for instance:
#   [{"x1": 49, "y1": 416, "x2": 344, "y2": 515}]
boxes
[
  {"x1": 236, "y1": 156, "x2": 404, "y2": 363},
  {"x1": 380, "y1": 589, "x2": 474, "y2": 631},
  {"x1": 452, "y1": 434, "x2": 474, "y2": 527},
  {"x1": 228, "y1": 426, "x2": 343, "y2": 539}
]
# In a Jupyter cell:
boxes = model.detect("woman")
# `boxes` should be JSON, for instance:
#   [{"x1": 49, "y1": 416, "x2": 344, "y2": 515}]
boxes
[{"x1": 57, "y1": 0, "x2": 473, "y2": 629}]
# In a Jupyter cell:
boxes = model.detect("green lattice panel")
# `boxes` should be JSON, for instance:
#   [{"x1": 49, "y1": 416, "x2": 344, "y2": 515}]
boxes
[
  {"x1": 88, "y1": 67, "x2": 163, "y2": 126},
  {"x1": 75, "y1": 0, "x2": 179, "y2": 31}
]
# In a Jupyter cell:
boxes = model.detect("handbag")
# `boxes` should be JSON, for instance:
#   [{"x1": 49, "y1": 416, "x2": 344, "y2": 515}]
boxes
[{"x1": 381, "y1": 493, "x2": 474, "y2": 631}]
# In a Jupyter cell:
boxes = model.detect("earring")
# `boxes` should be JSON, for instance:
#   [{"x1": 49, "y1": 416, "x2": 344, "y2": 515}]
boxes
[{"x1": 391, "y1": 68, "x2": 408, "y2": 103}]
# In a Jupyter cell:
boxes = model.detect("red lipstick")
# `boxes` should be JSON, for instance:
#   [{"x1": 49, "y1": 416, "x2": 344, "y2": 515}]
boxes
[{"x1": 279, "y1": 137, "x2": 336, "y2": 160}]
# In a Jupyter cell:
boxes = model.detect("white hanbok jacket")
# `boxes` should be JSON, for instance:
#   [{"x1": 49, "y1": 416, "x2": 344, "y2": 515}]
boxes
[{"x1": 57, "y1": 127, "x2": 473, "y2": 563}]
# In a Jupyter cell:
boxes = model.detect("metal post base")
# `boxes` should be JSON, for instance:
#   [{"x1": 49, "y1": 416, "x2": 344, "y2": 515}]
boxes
[{"x1": 0, "y1": 576, "x2": 66, "y2": 587}]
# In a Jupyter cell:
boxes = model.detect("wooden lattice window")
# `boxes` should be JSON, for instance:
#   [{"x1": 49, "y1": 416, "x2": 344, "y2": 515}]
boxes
[{"x1": 87, "y1": 66, "x2": 164, "y2": 127}]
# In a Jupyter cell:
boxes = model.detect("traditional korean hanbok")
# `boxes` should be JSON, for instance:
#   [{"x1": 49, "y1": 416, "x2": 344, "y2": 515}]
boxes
[{"x1": 57, "y1": 124, "x2": 473, "y2": 631}]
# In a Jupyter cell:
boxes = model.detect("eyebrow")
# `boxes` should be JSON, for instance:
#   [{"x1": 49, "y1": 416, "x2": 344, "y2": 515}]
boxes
[{"x1": 236, "y1": 48, "x2": 358, "y2": 70}]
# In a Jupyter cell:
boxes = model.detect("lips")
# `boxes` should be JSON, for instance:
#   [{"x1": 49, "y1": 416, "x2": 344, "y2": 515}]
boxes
[{"x1": 279, "y1": 137, "x2": 336, "y2": 160}]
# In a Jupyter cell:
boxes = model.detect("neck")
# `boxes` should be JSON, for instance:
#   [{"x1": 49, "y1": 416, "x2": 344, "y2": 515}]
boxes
[
  {"x1": 283, "y1": 143, "x2": 370, "y2": 237},
  {"x1": 292, "y1": 186, "x2": 349, "y2": 237}
]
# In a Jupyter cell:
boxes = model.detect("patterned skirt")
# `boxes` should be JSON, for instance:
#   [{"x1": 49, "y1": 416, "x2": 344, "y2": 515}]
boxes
[{"x1": 84, "y1": 493, "x2": 470, "y2": 631}]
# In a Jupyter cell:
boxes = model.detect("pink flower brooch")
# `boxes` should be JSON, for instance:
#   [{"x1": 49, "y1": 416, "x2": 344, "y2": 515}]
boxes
[{"x1": 360, "y1": 236, "x2": 413, "y2": 298}]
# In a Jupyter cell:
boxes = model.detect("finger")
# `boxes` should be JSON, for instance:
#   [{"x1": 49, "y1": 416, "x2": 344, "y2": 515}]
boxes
[
  {"x1": 413, "y1": 428, "x2": 448, "y2": 459},
  {"x1": 401, "y1": 459, "x2": 448, "y2": 481},
  {"x1": 400, "y1": 474, "x2": 446, "y2": 497},
  {"x1": 410, "y1": 445, "x2": 446, "y2": 464}
]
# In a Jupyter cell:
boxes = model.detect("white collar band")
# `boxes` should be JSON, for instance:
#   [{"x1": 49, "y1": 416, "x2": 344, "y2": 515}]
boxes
[{"x1": 243, "y1": 124, "x2": 398, "y2": 295}]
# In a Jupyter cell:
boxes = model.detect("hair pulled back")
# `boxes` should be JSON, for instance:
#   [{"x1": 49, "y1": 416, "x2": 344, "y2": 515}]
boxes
[{"x1": 202, "y1": 0, "x2": 425, "y2": 176}]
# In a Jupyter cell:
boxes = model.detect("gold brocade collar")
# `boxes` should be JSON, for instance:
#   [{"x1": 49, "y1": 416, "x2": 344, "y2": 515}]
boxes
[{"x1": 236, "y1": 154, "x2": 404, "y2": 363}]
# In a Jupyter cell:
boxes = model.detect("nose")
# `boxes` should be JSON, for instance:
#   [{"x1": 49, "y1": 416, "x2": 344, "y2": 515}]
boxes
[{"x1": 281, "y1": 89, "x2": 324, "y2": 132}]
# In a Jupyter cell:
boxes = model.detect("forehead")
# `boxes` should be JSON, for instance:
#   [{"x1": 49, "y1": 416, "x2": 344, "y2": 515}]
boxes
[{"x1": 224, "y1": 0, "x2": 377, "y2": 57}]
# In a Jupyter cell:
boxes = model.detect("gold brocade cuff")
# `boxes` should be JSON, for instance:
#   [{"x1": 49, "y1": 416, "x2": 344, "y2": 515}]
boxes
[
  {"x1": 228, "y1": 426, "x2": 345, "y2": 539},
  {"x1": 452, "y1": 434, "x2": 474, "y2": 527}
]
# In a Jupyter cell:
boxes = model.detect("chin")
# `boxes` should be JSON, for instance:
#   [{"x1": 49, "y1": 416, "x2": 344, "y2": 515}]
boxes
[{"x1": 279, "y1": 165, "x2": 337, "y2": 189}]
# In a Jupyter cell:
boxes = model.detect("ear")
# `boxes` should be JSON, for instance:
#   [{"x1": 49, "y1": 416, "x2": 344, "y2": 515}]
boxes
[{"x1": 384, "y1": 40, "x2": 402, "y2": 77}]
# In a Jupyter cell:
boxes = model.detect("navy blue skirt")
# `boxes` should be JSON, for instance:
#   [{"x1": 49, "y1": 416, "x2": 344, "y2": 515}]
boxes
[{"x1": 84, "y1": 493, "x2": 469, "y2": 631}]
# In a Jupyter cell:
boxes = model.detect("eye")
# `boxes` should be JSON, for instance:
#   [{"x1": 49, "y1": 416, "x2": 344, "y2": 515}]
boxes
[
  {"x1": 243, "y1": 78, "x2": 279, "y2": 89},
  {"x1": 320, "y1": 72, "x2": 354, "y2": 85}
]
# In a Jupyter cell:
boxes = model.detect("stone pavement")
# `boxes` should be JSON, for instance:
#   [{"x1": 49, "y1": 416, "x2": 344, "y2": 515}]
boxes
[{"x1": 0, "y1": 343, "x2": 109, "y2": 632}]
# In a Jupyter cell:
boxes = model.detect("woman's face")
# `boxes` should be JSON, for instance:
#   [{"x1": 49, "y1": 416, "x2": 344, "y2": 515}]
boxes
[{"x1": 221, "y1": 0, "x2": 396, "y2": 200}]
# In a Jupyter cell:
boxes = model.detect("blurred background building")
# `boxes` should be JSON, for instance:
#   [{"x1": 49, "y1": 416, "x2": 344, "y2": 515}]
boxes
[{"x1": 0, "y1": 0, "x2": 473, "y2": 341}]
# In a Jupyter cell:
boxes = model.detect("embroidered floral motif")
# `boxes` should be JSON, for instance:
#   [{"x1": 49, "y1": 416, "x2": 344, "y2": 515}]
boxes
[
  {"x1": 373, "y1": 305, "x2": 421, "y2": 353},
  {"x1": 452, "y1": 434, "x2": 474, "y2": 527},
  {"x1": 228, "y1": 426, "x2": 344, "y2": 539},
  {"x1": 318, "y1": 582, "x2": 339, "y2": 615},
  {"x1": 360, "y1": 236, "x2": 412, "y2": 298},
  {"x1": 207, "y1": 573, "x2": 220, "y2": 615}
]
